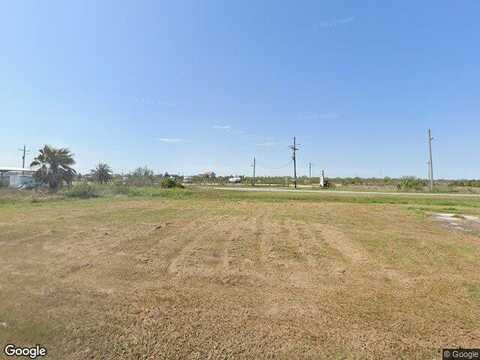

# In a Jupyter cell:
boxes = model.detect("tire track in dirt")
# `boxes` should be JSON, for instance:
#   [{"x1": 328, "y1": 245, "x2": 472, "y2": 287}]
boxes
[
  {"x1": 143, "y1": 217, "x2": 214, "y2": 273},
  {"x1": 258, "y1": 215, "x2": 284, "y2": 272},
  {"x1": 316, "y1": 225, "x2": 369, "y2": 264},
  {"x1": 291, "y1": 219, "x2": 331, "y2": 267},
  {"x1": 314, "y1": 223, "x2": 411, "y2": 284},
  {"x1": 220, "y1": 215, "x2": 258, "y2": 274},
  {"x1": 167, "y1": 215, "x2": 231, "y2": 277},
  {"x1": 48, "y1": 216, "x2": 212, "y2": 282},
  {"x1": 257, "y1": 216, "x2": 323, "y2": 286}
]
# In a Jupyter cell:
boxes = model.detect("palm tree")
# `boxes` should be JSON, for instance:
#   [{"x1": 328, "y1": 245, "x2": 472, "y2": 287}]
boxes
[
  {"x1": 30, "y1": 145, "x2": 76, "y2": 191},
  {"x1": 91, "y1": 163, "x2": 113, "y2": 184}
]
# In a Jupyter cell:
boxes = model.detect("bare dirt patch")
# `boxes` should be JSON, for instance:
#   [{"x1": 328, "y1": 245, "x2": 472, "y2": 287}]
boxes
[{"x1": 432, "y1": 212, "x2": 480, "y2": 233}]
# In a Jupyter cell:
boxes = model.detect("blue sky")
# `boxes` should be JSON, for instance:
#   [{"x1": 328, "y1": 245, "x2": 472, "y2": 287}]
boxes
[{"x1": 1, "y1": 1, "x2": 479, "y2": 178}]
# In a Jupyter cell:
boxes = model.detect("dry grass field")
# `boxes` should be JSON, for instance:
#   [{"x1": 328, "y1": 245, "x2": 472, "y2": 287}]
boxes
[{"x1": 1, "y1": 188, "x2": 479, "y2": 359}]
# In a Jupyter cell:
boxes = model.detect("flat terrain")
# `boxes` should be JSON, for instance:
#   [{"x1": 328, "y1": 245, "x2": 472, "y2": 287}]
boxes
[
  {"x1": 213, "y1": 185, "x2": 480, "y2": 197},
  {"x1": 1, "y1": 189, "x2": 479, "y2": 359}
]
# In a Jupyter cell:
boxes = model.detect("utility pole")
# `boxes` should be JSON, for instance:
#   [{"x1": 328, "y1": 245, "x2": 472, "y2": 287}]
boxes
[
  {"x1": 289, "y1": 137, "x2": 299, "y2": 189},
  {"x1": 18, "y1": 145, "x2": 30, "y2": 174},
  {"x1": 252, "y1": 156, "x2": 256, "y2": 186},
  {"x1": 428, "y1": 129, "x2": 434, "y2": 191},
  {"x1": 309, "y1": 162, "x2": 312, "y2": 179},
  {"x1": 18, "y1": 145, "x2": 29, "y2": 168}
]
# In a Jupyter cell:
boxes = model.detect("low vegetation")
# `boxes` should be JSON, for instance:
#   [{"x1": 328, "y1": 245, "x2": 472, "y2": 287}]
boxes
[
  {"x1": 64, "y1": 182, "x2": 100, "y2": 199},
  {"x1": 160, "y1": 177, "x2": 184, "y2": 189},
  {"x1": 125, "y1": 166, "x2": 155, "y2": 186},
  {"x1": 61, "y1": 183, "x2": 190, "y2": 199},
  {"x1": 396, "y1": 176, "x2": 426, "y2": 191}
]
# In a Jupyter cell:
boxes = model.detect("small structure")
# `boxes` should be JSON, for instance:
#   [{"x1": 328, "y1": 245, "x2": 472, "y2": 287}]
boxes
[
  {"x1": 228, "y1": 176, "x2": 242, "y2": 184},
  {"x1": 319, "y1": 170, "x2": 330, "y2": 188},
  {"x1": 202, "y1": 171, "x2": 216, "y2": 178},
  {"x1": 0, "y1": 167, "x2": 36, "y2": 188},
  {"x1": 320, "y1": 170, "x2": 325, "y2": 188}
]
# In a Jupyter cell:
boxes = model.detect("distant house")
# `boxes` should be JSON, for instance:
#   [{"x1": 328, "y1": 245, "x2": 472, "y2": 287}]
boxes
[
  {"x1": 0, "y1": 167, "x2": 36, "y2": 188},
  {"x1": 202, "y1": 171, "x2": 216, "y2": 178},
  {"x1": 183, "y1": 176, "x2": 193, "y2": 184}
]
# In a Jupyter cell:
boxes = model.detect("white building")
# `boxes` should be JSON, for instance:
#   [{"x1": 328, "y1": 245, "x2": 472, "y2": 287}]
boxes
[
  {"x1": 0, "y1": 167, "x2": 36, "y2": 188},
  {"x1": 183, "y1": 176, "x2": 193, "y2": 184},
  {"x1": 228, "y1": 176, "x2": 242, "y2": 183}
]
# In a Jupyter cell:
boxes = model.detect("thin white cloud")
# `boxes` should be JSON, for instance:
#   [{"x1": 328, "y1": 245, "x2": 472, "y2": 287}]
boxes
[
  {"x1": 158, "y1": 138, "x2": 188, "y2": 143},
  {"x1": 318, "y1": 16, "x2": 355, "y2": 28},
  {"x1": 256, "y1": 141, "x2": 277, "y2": 147},
  {"x1": 212, "y1": 125, "x2": 231, "y2": 130}
]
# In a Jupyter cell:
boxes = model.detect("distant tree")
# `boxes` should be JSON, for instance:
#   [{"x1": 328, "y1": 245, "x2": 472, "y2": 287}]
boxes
[
  {"x1": 128, "y1": 166, "x2": 155, "y2": 186},
  {"x1": 91, "y1": 163, "x2": 113, "y2": 184},
  {"x1": 30, "y1": 145, "x2": 76, "y2": 191},
  {"x1": 160, "y1": 177, "x2": 184, "y2": 188},
  {"x1": 132, "y1": 166, "x2": 154, "y2": 179}
]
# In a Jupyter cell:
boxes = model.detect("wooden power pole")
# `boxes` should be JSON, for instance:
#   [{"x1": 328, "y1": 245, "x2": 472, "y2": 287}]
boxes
[
  {"x1": 290, "y1": 137, "x2": 299, "y2": 189},
  {"x1": 18, "y1": 145, "x2": 28, "y2": 168},
  {"x1": 252, "y1": 156, "x2": 256, "y2": 186},
  {"x1": 18, "y1": 145, "x2": 30, "y2": 174},
  {"x1": 428, "y1": 129, "x2": 434, "y2": 192},
  {"x1": 309, "y1": 162, "x2": 312, "y2": 179}
]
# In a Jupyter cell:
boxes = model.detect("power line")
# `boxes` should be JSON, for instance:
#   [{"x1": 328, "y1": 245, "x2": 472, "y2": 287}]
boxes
[{"x1": 255, "y1": 160, "x2": 292, "y2": 170}]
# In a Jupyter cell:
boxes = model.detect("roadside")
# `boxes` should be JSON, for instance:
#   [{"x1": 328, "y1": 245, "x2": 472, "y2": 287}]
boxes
[{"x1": 211, "y1": 186, "x2": 480, "y2": 198}]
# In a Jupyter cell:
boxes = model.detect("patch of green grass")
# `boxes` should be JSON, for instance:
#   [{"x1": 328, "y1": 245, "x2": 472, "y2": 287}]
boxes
[
  {"x1": 65, "y1": 182, "x2": 100, "y2": 198},
  {"x1": 466, "y1": 284, "x2": 480, "y2": 304},
  {"x1": 2, "y1": 187, "x2": 480, "y2": 216},
  {"x1": 0, "y1": 307, "x2": 61, "y2": 346},
  {"x1": 203, "y1": 189, "x2": 480, "y2": 207},
  {"x1": 406, "y1": 206, "x2": 428, "y2": 218},
  {"x1": 125, "y1": 186, "x2": 195, "y2": 199}
]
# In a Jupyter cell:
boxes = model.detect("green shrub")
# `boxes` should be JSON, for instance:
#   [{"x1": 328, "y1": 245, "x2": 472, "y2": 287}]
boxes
[
  {"x1": 65, "y1": 183, "x2": 100, "y2": 199},
  {"x1": 112, "y1": 184, "x2": 131, "y2": 195},
  {"x1": 397, "y1": 177, "x2": 426, "y2": 191},
  {"x1": 160, "y1": 178, "x2": 184, "y2": 189}
]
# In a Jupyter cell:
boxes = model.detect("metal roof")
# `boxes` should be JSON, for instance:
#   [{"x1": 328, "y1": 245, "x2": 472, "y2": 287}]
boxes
[{"x1": 0, "y1": 167, "x2": 35, "y2": 173}]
